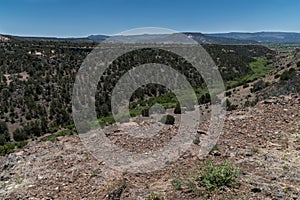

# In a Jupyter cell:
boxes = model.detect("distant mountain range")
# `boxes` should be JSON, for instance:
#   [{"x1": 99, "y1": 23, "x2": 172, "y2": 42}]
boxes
[
  {"x1": 184, "y1": 32, "x2": 257, "y2": 44},
  {"x1": 206, "y1": 32, "x2": 300, "y2": 44},
  {"x1": 2, "y1": 32, "x2": 300, "y2": 44}
]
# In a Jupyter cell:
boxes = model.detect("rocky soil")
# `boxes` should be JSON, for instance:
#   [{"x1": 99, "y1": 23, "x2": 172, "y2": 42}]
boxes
[{"x1": 1, "y1": 95, "x2": 300, "y2": 200}]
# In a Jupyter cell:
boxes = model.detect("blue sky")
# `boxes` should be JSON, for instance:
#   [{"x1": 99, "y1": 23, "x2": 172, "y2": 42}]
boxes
[{"x1": 0, "y1": 0, "x2": 299, "y2": 37}]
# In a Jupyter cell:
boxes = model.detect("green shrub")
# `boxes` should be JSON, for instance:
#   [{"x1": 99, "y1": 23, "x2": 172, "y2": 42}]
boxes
[
  {"x1": 280, "y1": 68, "x2": 296, "y2": 81},
  {"x1": 251, "y1": 80, "x2": 269, "y2": 93},
  {"x1": 0, "y1": 135, "x2": 6, "y2": 146},
  {"x1": 171, "y1": 179, "x2": 182, "y2": 190},
  {"x1": 24, "y1": 120, "x2": 42, "y2": 137},
  {"x1": 196, "y1": 160, "x2": 240, "y2": 190},
  {"x1": 142, "y1": 108, "x2": 149, "y2": 117},
  {"x1": 16, "y1": 141, "x2": 28, "y2": 148},
  {"x1": 13, "y1": 128, "x2": 29, "y2": 141},
  {"x1": 244, "y1": 99, "x2": 258, "y2": 108},
  {"x1": 0, "y1": 143, "x2": 15, "y2": 156},
  {"x1": 47, "y1": 120, "x2": 58, "y2": 132},
  {"x1": 0, "y1": 133, "x2": 9, "y2": 145},
  {"x1": 160, "y1": 115, "x2": 175, "y2": 125},
  {"x1": 42, "y1": 129, "x2": 73, "y2": 142},
  {"x1": 0, "y1": 146, "x2": 4, "y2": 156},
  {"x1": 148, "y1": 192, "x2": 164, "y2": 200},
  {"x1": 193, "y1": 138, "x2": 200, "y2": 145},
  {"x1": 243, "y1": 83, "x2": 249, "y2": 88},
  {"x1": 225, "y1": 91, "x2": 232, "y2": 97},
  {"x1": 224, "y1": 99, "x2": 238, "y2": 111},
  {"x1": 0, "y1": 120, "x2": 8, "y2": 134},
  {"x1": 0, "y1": 121, "x2": 9, "y2": 145},
  {"x1": 198, "y1": 93, "x2": 211, "y2": 104},
  {"x1": 142, "y1": 108, "x2": 150, "y2": 117}
]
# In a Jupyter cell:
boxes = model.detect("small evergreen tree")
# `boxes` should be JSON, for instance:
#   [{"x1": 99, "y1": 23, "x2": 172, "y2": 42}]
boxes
[
  {"x1": 174, "y1": 102, "x2": 181, "y2": 114},
  {"x1": 142, "y1": 108, "x2": 150, "y2": 117}
]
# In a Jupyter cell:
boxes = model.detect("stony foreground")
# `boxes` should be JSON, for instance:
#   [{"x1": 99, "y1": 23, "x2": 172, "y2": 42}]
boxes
[{"x1": 1, "y1": 95, "x2": 300, "y2": 200}]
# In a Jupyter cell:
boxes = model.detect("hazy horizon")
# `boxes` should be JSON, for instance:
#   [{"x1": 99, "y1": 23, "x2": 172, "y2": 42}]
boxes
[
  {"x1": 1, "y1": 0, "x2": 299, "y2": 37},
  {"x1": 2, "y1": 30, "x2": 300, "y2": 38}
]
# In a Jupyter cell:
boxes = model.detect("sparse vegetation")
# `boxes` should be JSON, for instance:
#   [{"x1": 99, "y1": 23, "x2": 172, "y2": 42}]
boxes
[
  {"x1": 142, "y1": 107, "x2": 150, "y2": 117},
  {"x1": 15, "y1": 174, "x2": 23, "y2": 184},
  {"x1": 41, "y1": 129, "x2": 74, "y2": 142},
  {"x1": 280, "y1": 68, "x2": 296, "y2": 81},
  {"x1": 225, "y1": 91, "x2": 232, "y2": 97},
  {"x1": 244, "y1": 98, "x2": 259, "y2": 107},
  {"x1": 198, "y1": 93, "x2": 211, "y2": 104},
  {"x1": 0, "y1": 143, "x2": 15, "y2": 156},
  {"x1": 91, "y1": 169, "x2": 99, "y2": 177},
  {"x1": 16, "y1": 140, "x2": 28, "y2": 148},
  {"x1": 243, "y1": 83, "x2": 249, "y2": 88},
  {"x1": 171, "y1": 179, "x2": 182, "y2": 190},
  {"x1": 0, "y1": 120, "x2": 9, "y2": 145},
  {"x1": 282, "y1": 164, "x2": 289, "y2": 171},
  {"x1": 225, "y1": 99, "x2": 238, "y2": 111},
  {"x1": 148, "y1": 192, "x2": 165, "y2": 200},
  {"x1": 193, "y1": 138, "x2": 200, "y2": 145},
  {"x1": 251, "y1": 80, "x2": 269, "y2": 93},
  {"x1": 196, "y1": 160, "x2": 240, "y2": 191}
]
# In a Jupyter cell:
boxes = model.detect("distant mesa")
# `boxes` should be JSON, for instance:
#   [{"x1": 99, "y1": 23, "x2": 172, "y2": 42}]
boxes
[
  {"x1": 206, "y1": 32, "x2": 300, "y2": 44},
  {"x1": 2, "y1": 32, "x2": 300, "y2": 44}
]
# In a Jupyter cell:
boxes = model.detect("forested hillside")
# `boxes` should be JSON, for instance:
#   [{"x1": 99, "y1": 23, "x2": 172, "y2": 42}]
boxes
[{"x1": 0, "y1": 40, "x2": 274, "y2": 149}]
